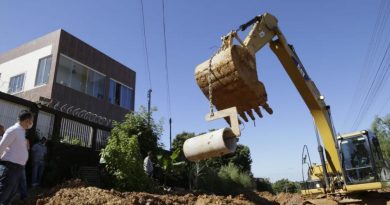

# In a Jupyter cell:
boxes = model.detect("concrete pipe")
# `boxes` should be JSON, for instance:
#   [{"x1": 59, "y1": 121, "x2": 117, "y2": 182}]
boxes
[{"x1": 183, "y1": 128, "x2": 237, "y2": 162}]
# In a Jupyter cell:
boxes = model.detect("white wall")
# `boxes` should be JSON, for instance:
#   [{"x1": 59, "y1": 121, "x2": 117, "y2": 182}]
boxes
[{"x1": 0, "y1": 45, "x2": 52, "y2": 93}]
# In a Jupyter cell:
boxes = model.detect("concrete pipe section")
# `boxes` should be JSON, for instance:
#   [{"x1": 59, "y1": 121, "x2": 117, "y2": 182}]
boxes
[{"x1": 183, "y1": 127, "x2": 237, "y2": 161}]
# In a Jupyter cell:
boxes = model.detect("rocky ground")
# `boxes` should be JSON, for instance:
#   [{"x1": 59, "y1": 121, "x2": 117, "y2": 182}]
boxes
[{"x1": 11, "y1": 180, "x2": 390, "y2": 205}]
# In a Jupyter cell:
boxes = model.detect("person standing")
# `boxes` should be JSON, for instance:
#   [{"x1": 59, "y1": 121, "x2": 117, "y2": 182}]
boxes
[
  {"x1": 0, "y1": 110, "x2": 33, "y2": 205},
  {"x1": 31, "y1": 137, "x2": 47, "y2": 187},
  {"x1": 0, "y1": 124, "x2": 28, "y2": 199},
  {"x1": 143, "y1": 151, "x2": 153, "y2": 177}
]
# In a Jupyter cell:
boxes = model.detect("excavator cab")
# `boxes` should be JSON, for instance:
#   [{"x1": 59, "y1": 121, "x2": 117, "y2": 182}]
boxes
[{"x1": 338, "y1": 131, "x2": 390, "y2": 187}]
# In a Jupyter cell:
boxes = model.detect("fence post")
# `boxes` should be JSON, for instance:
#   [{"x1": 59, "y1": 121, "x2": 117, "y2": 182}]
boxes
[
  {"x1": 91, "y1": 127, "x2": 97, "y2": 151},
  {"x1": 27, "y1": 105, "x2": 39, "y2": 143},
  {"x1": 52, "y1": 113, "x2": 62, "y2": 141}
]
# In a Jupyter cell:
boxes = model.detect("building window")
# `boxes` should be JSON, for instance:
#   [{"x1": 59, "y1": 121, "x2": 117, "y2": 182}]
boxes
[
  {"x1": 120, "y1": 85, "x2": 133, "y2": 109},
  {"x1": 8, "y1": 73, "x2": 25, "y2": 93},
  {"x1": 108, "y1": 80, "x2": 119, "y2": 105},
  {"x1": 35, "y1": 55, "x2": 52, "y2": 86},
  {"x1": 108, "y1": 79, "x2": 133, "y2": 110},
  {"x1": 86, "y1": 70, "x2": 105, "y2": 99},
  {"x1": 56, "y1": 54, "x2": 105, "y2": 99}
]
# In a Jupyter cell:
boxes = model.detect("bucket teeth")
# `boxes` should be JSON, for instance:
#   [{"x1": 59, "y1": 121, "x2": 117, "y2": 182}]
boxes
[
  {"x1": 262, "y1": 103, "x2": 273, "y2": 115},
  {"x1": 254, "y1": 107, "x2": 263, "y2": 118},
  {"x1": 239, "y1": 112, "x2": 249, "y2": 122},
  {"x1": 246, "y1": 110, "x2": 255, "y2": 121}
]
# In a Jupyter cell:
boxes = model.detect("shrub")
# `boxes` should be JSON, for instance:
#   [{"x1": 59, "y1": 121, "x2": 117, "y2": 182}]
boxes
[
  {"x1": 205, "y1": 145, "x2": 252, "y2": 173},
  {"x1": 272, "y1": 178, "x2": 300, "y2": 193},
  {"x1": 255, "y1": 178, "x2": 274, "y2": 193},
  {"x1": 218, "y1": 163, "x2": 254, "y2": 191},
  {"x1": 101, "y1": 108, "x2": 159, "y2": 191},
  {"x1": 198, "y1": 163, "x2": 254, "y2": 195},
  {"x1": 102, "y1": 134, "x2": 151, "y2": 191}
]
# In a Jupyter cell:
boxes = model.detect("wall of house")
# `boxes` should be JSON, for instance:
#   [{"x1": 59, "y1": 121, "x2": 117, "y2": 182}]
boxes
[
  {"x1": 0, "y1": 29, "x2": 136, "y2": 122},
  {"x1": 0, "y1": 45, "x2": 52, "y2": 94},
  {"x1": 52, "y1": 30, "x2": 136, "y2": 121}
]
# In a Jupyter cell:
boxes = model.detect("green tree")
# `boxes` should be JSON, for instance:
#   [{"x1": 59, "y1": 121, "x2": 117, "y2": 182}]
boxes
[
  {"x1": 372, "y1": 114, "x2": 390, "y2": 161},
  {"x1": 197, "y1": 163, "x2": 254, "y2": 195},
  {"x1": 132, "y1": 106, "x2": 163, "y2": 158},
  {"x1": 172, "y1": 132, "x2": 195, "y2": 161},
  {"x1": 206, "y1": 145, "x2": 252, "y2": 173},
  {"x1": 165, "y1": 132, "x2": 195, "y2": 188},
  {"x1": 255, "y1": 178, "x2": 274, "y2": 193},
  {"x1": 101, "y1": 107, "x2": 162, "y2": 191},
  {"x1": 272, "y1": 178, "x2": 299, "y2": 193}
]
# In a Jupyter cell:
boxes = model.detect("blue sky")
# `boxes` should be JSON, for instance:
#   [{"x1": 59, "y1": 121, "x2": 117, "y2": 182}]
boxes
[{"x1": 1, "y1": 0, "x2": 389, "y2": 182}]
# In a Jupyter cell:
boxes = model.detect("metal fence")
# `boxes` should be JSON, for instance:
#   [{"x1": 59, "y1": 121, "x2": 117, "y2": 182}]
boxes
[
  {"x1": 0, "y1": 91, "x2": 111, "y2": 151},
  {"x1": 60, "y1": 118, "x2": 93, "y2": 148},
  {"x1": 0, "y1": 99, "x2": 28, "y2": 129},
  {"x1": 96, "y1": 129, "x2": 110, "y2": 151},
  {"x1": 36, "y1": 110, "x2": 55, "y2": 139}
]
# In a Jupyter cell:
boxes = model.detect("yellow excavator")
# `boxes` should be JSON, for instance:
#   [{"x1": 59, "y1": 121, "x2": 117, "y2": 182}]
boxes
[{"x1": 183, "y1": 13, "x2": 390, "y2": 198}]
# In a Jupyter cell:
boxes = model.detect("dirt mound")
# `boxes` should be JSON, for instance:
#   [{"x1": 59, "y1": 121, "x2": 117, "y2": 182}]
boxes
[
  {"x1": 16, "y1": 180, "x2": 390, "y2": 205},
  {"x1": 36, "y1": 188, "x2": 278, "y2": 205},
  {"x1": 256, "y1": 192, "x2": 304, "y2": 205},
  {"x1": 33, "y1": 181, "x2": 295, "y2": 205}
]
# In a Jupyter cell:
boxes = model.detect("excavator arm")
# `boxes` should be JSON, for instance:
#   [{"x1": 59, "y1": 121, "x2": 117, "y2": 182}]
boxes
[
  {"x1": 186, "y1": 12, "x2": 390, "y2": 197},
  {"x1": 192, "y1": 13, "x2": 343, "y2": 176},
  {"x1": 240, "y1": 13, "x2": 343, "y2": 175}
]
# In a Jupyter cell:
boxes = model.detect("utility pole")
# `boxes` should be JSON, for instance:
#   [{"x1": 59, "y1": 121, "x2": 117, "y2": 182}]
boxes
[
  {"x1": 169, "y1": 118, "x2": 172, "y2": 150},
  {"x1": 147, "y1": 89, "x2": 152, "y2": 125}
]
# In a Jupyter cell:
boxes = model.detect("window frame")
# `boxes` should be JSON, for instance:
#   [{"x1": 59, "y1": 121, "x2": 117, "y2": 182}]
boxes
[
  {"x1": 35, "y1": 55, "x2": 53, "y2": 86},
  {"x1": 8, "y1": 73, "x2": 26, "y2": 94},
  {"x1": 56, "y1": 54, "x2": 107, "y2": 100},
  {"x1": 108, "y1": 78, "x2": 134, "y2": 109}
]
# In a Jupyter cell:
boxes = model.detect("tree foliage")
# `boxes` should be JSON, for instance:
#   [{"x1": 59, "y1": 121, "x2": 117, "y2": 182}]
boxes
[
  {"x1": 372, "y1": 114, "x2": 390, "y2": 161},
  {"x1": 255, "y1": 178, "x2": 274, "y2": 194},
  {"x1": 172, "y1": 132, "x2": 195, "y2": 161},
  {"x1": 197, "y1": 163, "x2": 254, "y2": 195},
  {"x1": 101, "y1": 107, "x2": 162, "y2": 191},
  {"x1": 169, "y1": 132, "x2": 254, "y2": 191},
  {"x1": 206, "y1": 145, "x2": 252, "y2": 173},
  {"x1": 272, "y1": 178, "x2": 299, "y2": 193}
]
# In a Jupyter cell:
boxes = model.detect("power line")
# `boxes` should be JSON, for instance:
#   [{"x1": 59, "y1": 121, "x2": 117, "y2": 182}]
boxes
[
  {"x1": 351, "y1": 22, "x2": 390, "y2": 131},
  {"x1": 344, "y1": 0, "x2": 390, "y2": 131},
  {"x1": 351, "y1": 39, "x2": 390, "y2": 131},
  {"x1": 162, "y1": 0, "x2": 172, "y2": 118},
  {"x1": 140, "y1": 0, "x2": 152, "y2": 89},
  {"x1": 379, "y1": 90, "x2": 390, "y2": 114},
  {"x1": 162, "y1": 0, "x2": 173, "y2": 150},
  {"x1": 376, "y1": 55, "x2": 390, "y2": 114},
  {"x1": 342, "y1": 0, "x2": 388, "y2": 130}
]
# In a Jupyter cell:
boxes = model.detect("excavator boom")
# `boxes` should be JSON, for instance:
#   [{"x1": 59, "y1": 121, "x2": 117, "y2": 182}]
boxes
[
  {"x1": 186, "y1": 12, "x2": 390, "y2": 195},
  {"x1": 194, "y1": 13, "x2": 342, "y2": 175}
]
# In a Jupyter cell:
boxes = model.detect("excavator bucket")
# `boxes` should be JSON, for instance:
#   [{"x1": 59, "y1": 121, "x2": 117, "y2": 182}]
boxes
[{"x1": 195, "y1": 44, "x2": 272, "y2": 122}]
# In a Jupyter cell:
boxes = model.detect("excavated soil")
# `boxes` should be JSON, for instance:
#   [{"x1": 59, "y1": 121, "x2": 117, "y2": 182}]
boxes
[{"x1": 12, "y1": 180, "x2": 390, "y2": 205}]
